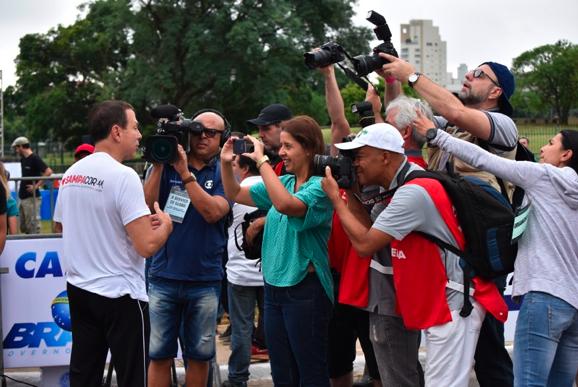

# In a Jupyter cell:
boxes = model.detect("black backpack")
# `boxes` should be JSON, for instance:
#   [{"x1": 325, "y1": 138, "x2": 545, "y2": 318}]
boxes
[
  {"x1": 403, "y1": 170, "x2": 518, "y2": 317},
  {"x1": 234, "y1": 209, "x2": 268, "y2": 260}
]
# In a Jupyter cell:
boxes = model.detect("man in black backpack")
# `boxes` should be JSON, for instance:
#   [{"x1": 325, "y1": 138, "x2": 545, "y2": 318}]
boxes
[
  {"x1": 382, "y1": 55, "x2": 517, "y2": 387},
  {"x1": 322, "y1": 123, "x2": 508, "y2": 387}
]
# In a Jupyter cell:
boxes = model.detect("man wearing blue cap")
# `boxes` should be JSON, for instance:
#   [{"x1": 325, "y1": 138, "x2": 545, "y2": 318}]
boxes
[{"x1": 381, "y1": 55, "x2": 517, "y2": 387}]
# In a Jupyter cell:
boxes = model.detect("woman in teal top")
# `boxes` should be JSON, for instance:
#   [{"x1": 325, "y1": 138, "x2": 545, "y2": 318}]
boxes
[{"x1": 221, "y1": 116, "x2": 334, "y2": 386}]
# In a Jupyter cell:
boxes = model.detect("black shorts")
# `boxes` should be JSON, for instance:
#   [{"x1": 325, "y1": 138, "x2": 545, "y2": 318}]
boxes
[{"x1": 327, "y1": 301, "x2": 380, "y2": 380}]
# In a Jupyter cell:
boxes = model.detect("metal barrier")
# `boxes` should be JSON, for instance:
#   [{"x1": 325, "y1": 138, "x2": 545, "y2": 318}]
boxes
[{"x1": 7, "y1": 174, "x2": 63, "y2": 236}]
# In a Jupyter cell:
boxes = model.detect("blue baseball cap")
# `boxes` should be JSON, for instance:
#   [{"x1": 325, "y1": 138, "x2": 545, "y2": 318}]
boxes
[{"x1": 480, "y1": 62, "x2": 515, "y2": 117}]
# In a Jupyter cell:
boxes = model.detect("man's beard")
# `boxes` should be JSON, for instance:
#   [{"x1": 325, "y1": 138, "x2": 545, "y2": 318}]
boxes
[{"x1": 458, "y1": 89, "x2": 486, "y2": 106}]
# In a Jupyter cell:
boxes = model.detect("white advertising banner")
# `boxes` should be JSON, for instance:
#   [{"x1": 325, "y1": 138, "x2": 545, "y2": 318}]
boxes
[{"x1": 1, "y1": 237, "x2": 71, "y2": 368}]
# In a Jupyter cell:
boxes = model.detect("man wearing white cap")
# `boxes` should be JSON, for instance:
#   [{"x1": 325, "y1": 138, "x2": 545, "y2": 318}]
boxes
[
  {"x1": 11, "y1": 136, "x2": 53, "y2": 234},
  {"x1": 322, "y1": 123, "x2": 503, "y2": 387}
]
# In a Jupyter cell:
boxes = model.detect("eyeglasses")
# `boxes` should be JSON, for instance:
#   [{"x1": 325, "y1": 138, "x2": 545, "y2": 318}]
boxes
[{"x1": 472, "y1": 69, "x2": 500, "y2": 88}]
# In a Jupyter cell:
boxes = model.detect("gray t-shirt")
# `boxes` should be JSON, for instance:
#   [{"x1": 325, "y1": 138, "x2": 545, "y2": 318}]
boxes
[
  {"x1": 369, "y1": 162, "x2": 467, "y2": 312},
  {"x1": 430, "y1": 111, "x2": 518, "y2": 197}
]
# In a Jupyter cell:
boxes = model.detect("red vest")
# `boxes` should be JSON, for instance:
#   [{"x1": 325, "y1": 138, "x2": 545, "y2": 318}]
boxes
[
  {"x1": 390, "y1": 178, "x2": 508, "y2": 329},
  {"x1": 327, "y1": 190, "x2": 371, "y2": 308}
]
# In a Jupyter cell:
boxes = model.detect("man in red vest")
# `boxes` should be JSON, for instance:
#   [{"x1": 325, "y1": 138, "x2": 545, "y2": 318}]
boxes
[{"x1": 322, "y1": 123, "x2": 507, "y2": 387}]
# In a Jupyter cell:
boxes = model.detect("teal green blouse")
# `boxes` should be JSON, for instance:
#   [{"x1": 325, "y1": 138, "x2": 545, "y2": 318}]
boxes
[{"x1": 249, "y1": 175, "x2": 334, "y2": 302}]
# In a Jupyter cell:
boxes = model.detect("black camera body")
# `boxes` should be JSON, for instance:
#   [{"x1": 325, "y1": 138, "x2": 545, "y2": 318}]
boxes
[
  {"x1": 312, "y1": 153, "x2": 355, "y2": 189},
  {"x1": 233, "y1": 138, "x2": 255, "y2": 155},
  {"x1": 304, "y1": 42, "x2": 345, "y2": 69},
  {"x1": 351, "y1": 101, "x2": 375, "y2": 128},
  {"x1": 352, "y1": 11, "x2": 398, "y2": 77},
  {"x1": 143, "y1": 105, "x2": 203, "y2": 164}
]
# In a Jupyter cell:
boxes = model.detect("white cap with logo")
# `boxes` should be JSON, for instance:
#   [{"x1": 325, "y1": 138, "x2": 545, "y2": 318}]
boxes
[{"x1": 334, "y1": 123, "x2": 404, "y2": 154}]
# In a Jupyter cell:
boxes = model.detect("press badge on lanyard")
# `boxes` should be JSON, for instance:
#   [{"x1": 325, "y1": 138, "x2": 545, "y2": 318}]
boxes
[
  {"x1": 511, "y1": 204, "x2": 531, "y2": 243},
  {"x1": 164, "y1": 186, "x2": 191, "y2": 223}
]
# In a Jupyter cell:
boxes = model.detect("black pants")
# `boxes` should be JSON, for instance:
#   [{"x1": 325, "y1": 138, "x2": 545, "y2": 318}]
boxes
[
  {"x1": 474, "y1": 276, "x2": 513, "y2": 387},
  {"x1": 67, "y1": 282, "x2": 150, "y2": 387}
]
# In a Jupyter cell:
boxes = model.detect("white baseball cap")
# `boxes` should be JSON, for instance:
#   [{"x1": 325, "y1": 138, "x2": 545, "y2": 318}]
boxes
[{"x1": 335, "y1": 123, "x2": 404, "y2": 154}]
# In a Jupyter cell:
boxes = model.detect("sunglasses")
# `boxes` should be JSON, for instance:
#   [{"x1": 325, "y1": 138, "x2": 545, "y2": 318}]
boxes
[
  {"x1": 472, "y1": 69, "x2": 500, "y2": 88},
  {"x1": 192, "y1": 128, "x2": 223, "y2": 138}
]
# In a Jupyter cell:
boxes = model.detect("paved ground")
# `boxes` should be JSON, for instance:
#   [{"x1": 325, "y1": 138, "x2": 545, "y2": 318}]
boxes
[{"x1": 4, "y1": 320, "x2": 523, "y2": 386}]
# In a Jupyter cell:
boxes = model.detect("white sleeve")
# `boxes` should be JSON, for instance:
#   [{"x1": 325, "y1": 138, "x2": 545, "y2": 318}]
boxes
[
  {"x1": 117, "y1": 169, "x2": 151, "y2": 225},
  {"x1": 432, "y1": 130, "x2": 545, "y2": 189}
]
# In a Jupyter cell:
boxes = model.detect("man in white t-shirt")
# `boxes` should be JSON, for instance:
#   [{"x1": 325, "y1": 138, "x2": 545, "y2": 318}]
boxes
[
  {"x1": 54, "y1": 100, "x2": 173, "y2": 387},
  {"x1": 223, "y1": 154, "x2": 265, "y2": 387}
]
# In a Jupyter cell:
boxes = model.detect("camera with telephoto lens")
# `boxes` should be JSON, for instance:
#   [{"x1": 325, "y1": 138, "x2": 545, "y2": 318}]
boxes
[
  {"x1": 304, "y1": 42, "x2": 346, "y2": 69},
  {"x1": 143, "y1": 105, "x2": 204, "y2": 164},
  {"x1": 312, "y1": 150, "x2": 355, "y2": 189},
  {"x1": 351, "y1": 101, "x2": 375, "y2": 128},
  {"x1": 352, "y1": 11, "x2": 398, "y2": 77}
]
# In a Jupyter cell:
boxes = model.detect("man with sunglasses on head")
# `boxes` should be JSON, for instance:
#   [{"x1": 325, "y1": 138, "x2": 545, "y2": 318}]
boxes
[
  {"x1": 381, "y1": 55, "x2": 517, "y2": 387},
  {"x1": 144, "y1": 110, "x2": 232, "y2": 387}
]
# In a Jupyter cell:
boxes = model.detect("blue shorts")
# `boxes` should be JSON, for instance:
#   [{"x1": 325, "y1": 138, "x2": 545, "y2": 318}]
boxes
[{"x1": 148, "y1": 276, "x2": 220, "y2": 361}]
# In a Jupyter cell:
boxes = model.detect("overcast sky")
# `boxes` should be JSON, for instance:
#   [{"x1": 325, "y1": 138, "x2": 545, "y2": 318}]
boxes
[{"x1": 1, "y1": 0, "x2": 578, "y2": 87}]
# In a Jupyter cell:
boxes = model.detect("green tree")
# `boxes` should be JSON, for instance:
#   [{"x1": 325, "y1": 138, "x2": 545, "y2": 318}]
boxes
[
  {"x1": 512, "y1": 40, "x2": 578, "y2": 124},
  {"x1": 13, "y1": 0, "x2": 133, "y2": 142},
  {"x1": 123, "y1": 0, "x2": 371, "y2": 130},
  {"x1": 8, "y1": 0, "x2": 371, "y2": 142}
]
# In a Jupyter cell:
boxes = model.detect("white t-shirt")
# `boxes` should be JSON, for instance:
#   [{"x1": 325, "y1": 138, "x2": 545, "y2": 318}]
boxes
[
  {"x1": 53, "y1": 152, "x2": 151, "y2": 301},
  {"x1": 226, "y1": 175, "x2": 264, "y2": 287}
]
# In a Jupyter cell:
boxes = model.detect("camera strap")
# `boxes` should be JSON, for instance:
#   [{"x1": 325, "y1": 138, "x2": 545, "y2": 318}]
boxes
[
  {"x1": 357, "y1": 161, "x2": 411, "y2": 207},
  {"x1": 335, "y1": 54, "x2": 377, "y2": 94}
]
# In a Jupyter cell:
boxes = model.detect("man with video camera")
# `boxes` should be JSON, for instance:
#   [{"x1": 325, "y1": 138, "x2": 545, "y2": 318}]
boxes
[
  {"x1": 381, "y1": 54, "x2": 518, "y2": 387},
  {"x1": 144, "y1": 110, "x2": 231, "y2": 387}
]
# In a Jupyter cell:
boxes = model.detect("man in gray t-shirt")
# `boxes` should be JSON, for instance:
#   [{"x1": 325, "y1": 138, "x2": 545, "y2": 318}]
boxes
[
  {"x1": 323, "y1": 123, "x2": 488, "y2": 387},
  {"x1": 382, "y1": 56, "x2": 517, "y2": 387}
]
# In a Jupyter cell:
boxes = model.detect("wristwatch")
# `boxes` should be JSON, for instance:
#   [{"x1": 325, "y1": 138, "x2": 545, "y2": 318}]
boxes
[
  {"x1": 182, "y1": 172, "x2": 197, "y2": 185},
  {"x1": 408, "y1": 72, "x2": 421, "y2": 88},
  {"x1": 256, "y1": 155, "x2": 270, "y2": 169},
  {"x1": 426, "y1": 128, "x2": 438, "y2": 143}
]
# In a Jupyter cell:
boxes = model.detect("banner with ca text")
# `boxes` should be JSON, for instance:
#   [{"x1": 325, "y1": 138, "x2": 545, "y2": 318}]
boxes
[{"x1": 1, "y1": 237, "x2": 71, "y2": 368}]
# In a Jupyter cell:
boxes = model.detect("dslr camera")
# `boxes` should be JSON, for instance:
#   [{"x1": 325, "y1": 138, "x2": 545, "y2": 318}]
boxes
[
  {"x1": 312, "y1": 150, "x2": 355, "y2": 189},
  {"x1": 351, "y1": 101, "x2": 375, "y2": 128},
  {"x1": 143, "y1": 104, "x2": 204, "y2": 164},
  {"x1": 352, "y1": 11, "x2": 398, "y2": 77},
  {"x1": 304, "y1": 42, "x2": 345, "y2": 69}
]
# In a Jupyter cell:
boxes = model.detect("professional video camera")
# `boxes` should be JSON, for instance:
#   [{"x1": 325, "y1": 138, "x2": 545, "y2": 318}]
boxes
[
  {"x1": 142, "y1": 104, "x2": 204, "y2": 164},
  {"x1": 304, "y1": 42, "x2": 345, "y2": 69},
  {"x1": 312, "y1": 150, "x2": 355, "y2": 189},
  {"x1": 352, "y1": 11, "x2": 398, "y2": 77},
  {"x1": 351, "y1": 101, "x2": 375, "y2": 128}
]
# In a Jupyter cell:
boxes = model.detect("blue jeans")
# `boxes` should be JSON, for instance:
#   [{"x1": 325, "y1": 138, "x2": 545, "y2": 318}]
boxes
[
  {"x1": 227, "y1": 283, "x2": 264, "y2": 383},
  {"x1": 514, "y1": 291, "x2": 578, "y2": 387},
  {"x1": 148, "y1": 276, "x2": 220, "y2": 361},
  {"x1": 264, "y1": 273, "x2": 332, "y2": 387}
]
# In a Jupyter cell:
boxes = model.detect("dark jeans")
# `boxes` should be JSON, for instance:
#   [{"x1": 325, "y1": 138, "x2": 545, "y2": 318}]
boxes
[
  {"x1": 67, "y1": 283, "x2": 149, "y2": 387},
  {"x1": 264, "y1": 273, "x2": 332, "y2": 387},
  {"x1": 474, "y1": 276, "x2": 513, "y2": 387}
]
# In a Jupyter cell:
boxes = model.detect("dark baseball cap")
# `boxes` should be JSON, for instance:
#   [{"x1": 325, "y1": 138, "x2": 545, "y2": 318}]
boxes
[
  {"x1": 480, "y1": 61, "x2": 515, "y2": 117},
  {"x1": 247, "y1": 104, "x2": 293, "y2": 126}
]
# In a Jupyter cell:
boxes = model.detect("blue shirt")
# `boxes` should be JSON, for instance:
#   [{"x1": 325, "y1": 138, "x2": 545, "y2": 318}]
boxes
[{"x1": 149, "y1": 159, "x2": 229, "y2": 282}]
